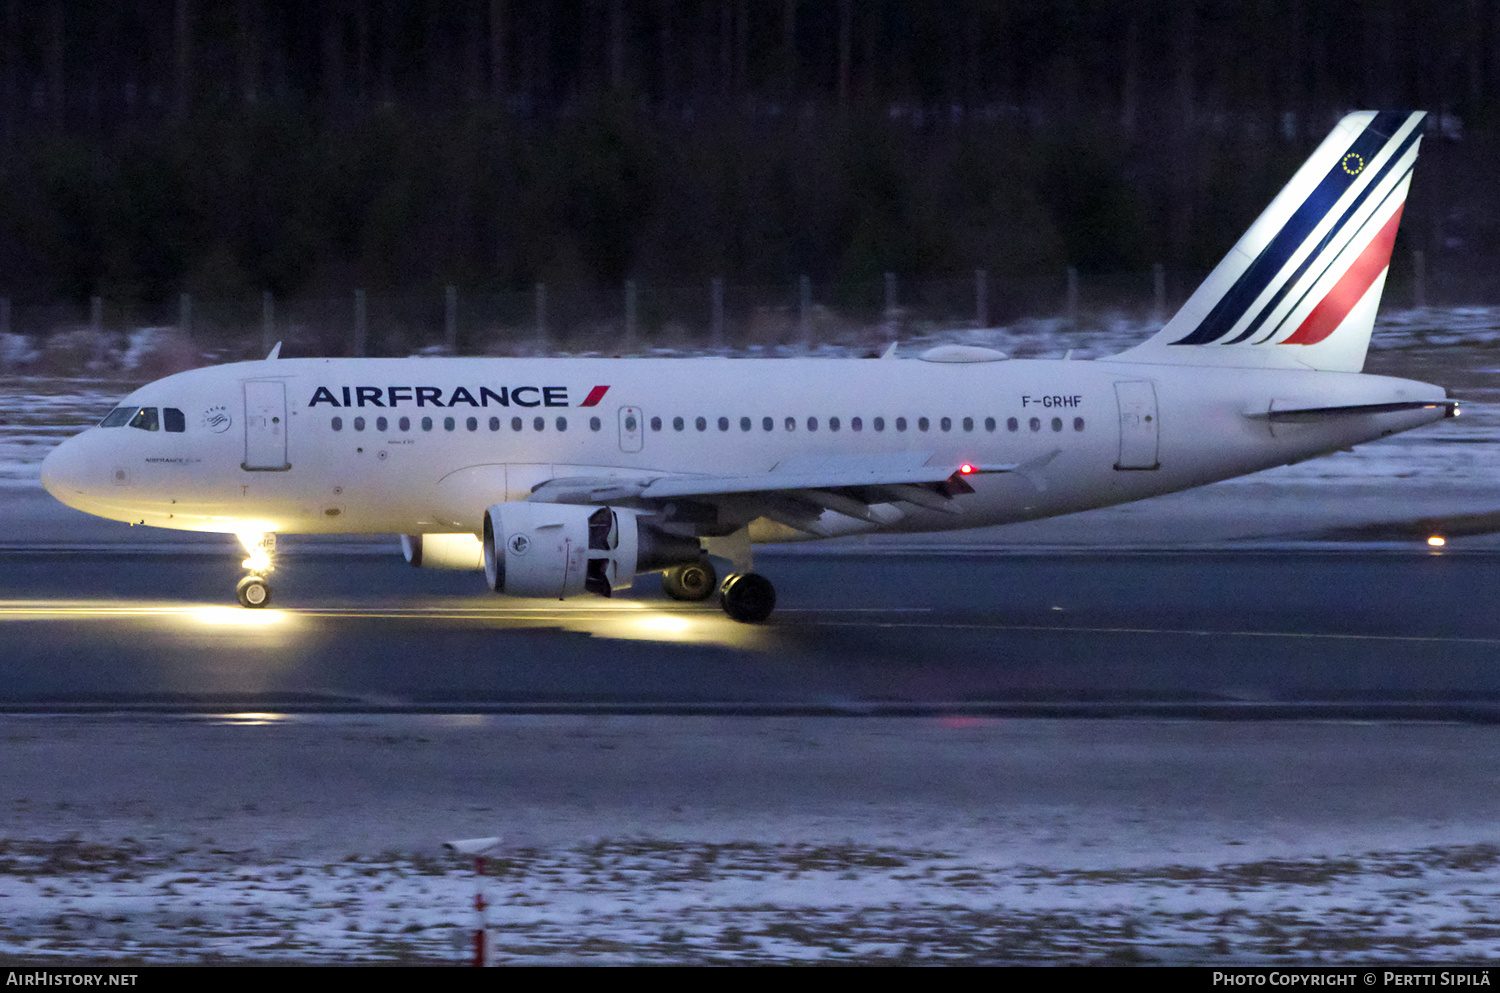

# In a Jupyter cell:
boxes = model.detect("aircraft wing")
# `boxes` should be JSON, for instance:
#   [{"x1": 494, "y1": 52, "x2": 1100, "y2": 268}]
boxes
[{"x1": 527, "y1": 450, "x2": 1058, "y2": 536}]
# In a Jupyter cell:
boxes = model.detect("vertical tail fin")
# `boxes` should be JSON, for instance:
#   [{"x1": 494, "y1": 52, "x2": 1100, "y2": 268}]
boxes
[{"x1": 1113, "y1": 111, "x2": 1425, "y2": 372}]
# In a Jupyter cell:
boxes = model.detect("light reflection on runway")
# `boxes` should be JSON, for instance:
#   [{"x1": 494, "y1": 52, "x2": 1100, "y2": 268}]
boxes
[
  {"x1": 0, "y1": 596, "x2": 776, "y2": 648},
  {"x1": 5, "y1": 551, "x2": 1500, "y2": 713},
  {"x1": 7, "y1": 596, "x2": 1500, "y2": 652}
]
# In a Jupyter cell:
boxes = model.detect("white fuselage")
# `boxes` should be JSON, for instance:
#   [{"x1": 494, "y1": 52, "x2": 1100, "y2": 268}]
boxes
[{"x1": 40, "y1": 355, "x2": 1449, "y2": 542}]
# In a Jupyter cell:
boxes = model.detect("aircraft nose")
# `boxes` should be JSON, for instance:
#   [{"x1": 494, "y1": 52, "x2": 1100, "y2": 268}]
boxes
[{"x1": 40, "y1": 434, "x2": 88, "y2": 500}]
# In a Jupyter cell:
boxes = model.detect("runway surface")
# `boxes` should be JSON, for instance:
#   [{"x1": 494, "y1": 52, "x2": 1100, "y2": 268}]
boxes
[{"x1": 2, "y1": 545, "x2": 1497, "y2": 718}]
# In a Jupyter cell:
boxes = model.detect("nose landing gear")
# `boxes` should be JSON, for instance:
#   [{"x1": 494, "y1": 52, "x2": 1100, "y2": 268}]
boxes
[
  {"x1": 236, "y1": 574, "x2": 272, "y2": 608},
  {"x1": 235, "y1": 532, "x2": 276, "y2": 608}
]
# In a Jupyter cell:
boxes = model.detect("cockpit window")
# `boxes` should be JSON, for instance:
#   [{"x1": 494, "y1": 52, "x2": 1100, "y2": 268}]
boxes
[
  {"x1": 126, "y1": 407, "x2": 159, "y2": 431},
  {"x1": 99, "y1": 407, "x2": 133, "y2": 428},
  {"x1": 163, "y1": 408, "x2": 185, "y2": 433}
]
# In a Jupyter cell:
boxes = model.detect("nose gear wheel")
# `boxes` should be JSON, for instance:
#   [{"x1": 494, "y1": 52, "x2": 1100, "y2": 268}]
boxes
[{"x1": 236, "y1": 575, "x2": 272, "y2": 608}]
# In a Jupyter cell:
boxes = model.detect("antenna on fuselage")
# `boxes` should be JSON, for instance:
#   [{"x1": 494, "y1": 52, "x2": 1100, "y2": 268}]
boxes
[
  {"x1": 879, "y1": 341, "x2": 899, "y2": 359},
  {"x1": 265, "y1": 342, "x2": 282, "y2": 361}
]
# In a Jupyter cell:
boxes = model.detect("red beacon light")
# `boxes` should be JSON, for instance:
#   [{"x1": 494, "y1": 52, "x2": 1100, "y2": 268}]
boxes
[{"x1": 959, "y1": 463, "x2": 975, "y2": 475}]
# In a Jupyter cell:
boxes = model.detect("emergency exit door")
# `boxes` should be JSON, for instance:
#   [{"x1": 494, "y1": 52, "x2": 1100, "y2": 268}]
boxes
[{"x1": 618, "y1": 406, "x2": 643, "y2": 453}]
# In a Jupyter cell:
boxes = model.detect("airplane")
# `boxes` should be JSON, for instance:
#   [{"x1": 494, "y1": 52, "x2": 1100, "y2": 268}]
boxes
[{"x1": 40, "y1": 110, "x2": 1456, "y2": 623}]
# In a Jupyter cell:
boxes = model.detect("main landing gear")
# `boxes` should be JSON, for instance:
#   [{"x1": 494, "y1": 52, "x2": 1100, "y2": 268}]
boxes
[
  {"x1": 719, "y1": 573, "x2": 776, "y2": 623},
  {"x1": 661, "y1": 557, "x2": 774, "y2": 622},
  {"x1": 698, "y1": 530, "x2": 775, "y2": 623},
  {"x1": 235, "y1": 533, "x2": 276, "y2": 608},
  {"x1": 661, "y1": 559, "x2": 718, "y2": 601}
]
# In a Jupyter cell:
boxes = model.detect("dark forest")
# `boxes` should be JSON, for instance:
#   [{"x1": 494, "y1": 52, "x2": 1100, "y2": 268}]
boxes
[{"x1": 1, "y1": 1, "x2": 1498, "y2": 308}]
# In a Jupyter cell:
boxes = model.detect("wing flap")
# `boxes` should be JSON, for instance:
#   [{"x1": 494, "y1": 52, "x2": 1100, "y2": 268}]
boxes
[{"x1": 525, "y1": 451, "x2": 1043, "y2": 535}]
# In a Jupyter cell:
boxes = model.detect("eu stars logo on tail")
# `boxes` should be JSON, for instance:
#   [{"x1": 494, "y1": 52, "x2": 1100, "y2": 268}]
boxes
[{"x1": 1116, "y1": 110, "x2": 1425, "y2": 372}]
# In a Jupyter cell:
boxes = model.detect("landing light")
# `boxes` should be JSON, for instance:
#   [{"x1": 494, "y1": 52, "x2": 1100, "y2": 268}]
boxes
[{"x1": 1427, "y1": 536, "x2": 1446, "y2": 547}]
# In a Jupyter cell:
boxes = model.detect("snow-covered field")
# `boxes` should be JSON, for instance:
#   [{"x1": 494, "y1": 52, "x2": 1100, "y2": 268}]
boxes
[{"x1": 3, "y1": 716, "x2": 1500, "y2": 965}]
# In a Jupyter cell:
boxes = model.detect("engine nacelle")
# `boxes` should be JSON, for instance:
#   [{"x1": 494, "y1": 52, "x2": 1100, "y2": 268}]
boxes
[
  {"x1": 401, "y1": 533, "x2": 484, "y2": 570},
  {"x1": 482, "y1": 503, "x2": 700, "y2": 599}
]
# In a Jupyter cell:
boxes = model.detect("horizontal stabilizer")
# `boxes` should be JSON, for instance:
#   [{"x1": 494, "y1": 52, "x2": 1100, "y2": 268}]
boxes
[{"x1": 1246, "y1": 400, "x2": 1456, "y2": 423}]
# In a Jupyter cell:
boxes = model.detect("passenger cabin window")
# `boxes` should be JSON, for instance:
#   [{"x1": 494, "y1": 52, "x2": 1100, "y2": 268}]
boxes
[{"x1": 163, "y1": 408, "x2": 186, "y2": 433}]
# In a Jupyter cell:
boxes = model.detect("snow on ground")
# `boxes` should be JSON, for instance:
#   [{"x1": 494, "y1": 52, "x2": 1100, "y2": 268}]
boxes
[
  {"x1": 4, "y1": 837, "x2": 1500, "y2": 964},
  {"x1": 3, "y1": 715, "x2": 1500, "y2": 965}
]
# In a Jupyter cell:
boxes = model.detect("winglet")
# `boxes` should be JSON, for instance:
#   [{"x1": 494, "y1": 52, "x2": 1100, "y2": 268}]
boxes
[{"x1": 266, "y1": 342, "x2": 283, "y2": 361}]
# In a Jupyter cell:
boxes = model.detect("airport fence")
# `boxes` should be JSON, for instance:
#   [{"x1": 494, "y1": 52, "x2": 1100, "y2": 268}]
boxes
[{"x1": 0, "y1": 250, "x2": 1484, "y2": 378}]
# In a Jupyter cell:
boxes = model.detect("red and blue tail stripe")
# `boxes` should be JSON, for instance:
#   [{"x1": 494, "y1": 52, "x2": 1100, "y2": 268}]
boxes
[{"x1": 1172, "y1": 111, "x2": 1421, "y2": 347}]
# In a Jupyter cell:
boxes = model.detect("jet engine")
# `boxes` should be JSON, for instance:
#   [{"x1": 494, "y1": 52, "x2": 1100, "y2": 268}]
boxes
[{"x1": 482, "y1": 503, "x2": 701, "y2": 598}]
